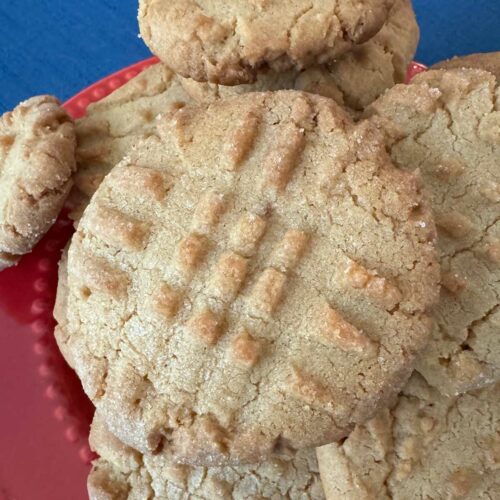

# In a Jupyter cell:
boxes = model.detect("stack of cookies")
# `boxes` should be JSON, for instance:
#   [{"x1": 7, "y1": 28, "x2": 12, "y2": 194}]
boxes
[{"x1": 0, "y1": 1, "x2": 498, "y2": 498}]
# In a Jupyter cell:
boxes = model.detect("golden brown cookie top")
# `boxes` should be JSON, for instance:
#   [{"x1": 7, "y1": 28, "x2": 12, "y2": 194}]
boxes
[
  {"x1": 88, "y1": 414, "x2": 325, "y2": 500},
  {"x1": 317, "y1": 376, "x2": 500, "y2": 500},
  {"x1": 62, "y1": 90, "x2": 438, "y2": 465},
  {"x1": 138, "y1": 0, "x2": 394, "y2": 85},
  {"x1": 0, "y1": 95, "x2": 76, "y2": 269},
  {"x1": 366, "y1": 68, "x2": 500, "y2": 395}
]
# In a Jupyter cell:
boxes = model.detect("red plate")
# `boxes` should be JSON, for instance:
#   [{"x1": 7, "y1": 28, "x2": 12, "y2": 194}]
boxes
[{"x1": 0, "y1": 58, "x2": 426, "y2": 500}]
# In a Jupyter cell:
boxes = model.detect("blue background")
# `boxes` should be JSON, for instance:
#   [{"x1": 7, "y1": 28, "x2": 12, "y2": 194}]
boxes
[{"x1": 1, "y1": 1, "x2": 499, "y2": 111}]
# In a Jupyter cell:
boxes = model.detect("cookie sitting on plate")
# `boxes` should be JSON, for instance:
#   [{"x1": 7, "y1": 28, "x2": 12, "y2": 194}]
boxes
[
  {"x1": 56, "y1": 90, "x2": 439, "y2": 465},
  {"x1": 0, "y1": 96, "x2": 76, "y2": 270},
  {"x1": 317, "y1": 66, "x2": 500, "y2": 499},
  {"x1": 366, "y1": 67, "x2": 500, "y2": 395}
]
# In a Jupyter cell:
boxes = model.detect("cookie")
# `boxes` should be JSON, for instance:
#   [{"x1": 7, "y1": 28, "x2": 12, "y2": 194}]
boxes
[
  {"x1": 138, "y1": 0, "x2": 394, "y2": 85},
  {"x1": 432, "y1": 51, "x2": 500, "y2": 81},
  {"x1": 0, "y1": 96, "x2": 76, "y2": 269},
  {"x1": 180, "y1": 0, "x2": 419, "y2": 113},
  {"x1": 88, "y1": 413, "x2": 325, "y2": 499},
  {"x1": 59, "y1": 90, "x2": 439, "y2": 465},
  {"x1": 72, "y1": 63, "x2": 192, "y2": 220},
  {"x1": 365, "y1": 68, "x2": 500, "y2": 395},
  {"x1": 317, "y1": 375, "x2": 500, "y2": 500}
]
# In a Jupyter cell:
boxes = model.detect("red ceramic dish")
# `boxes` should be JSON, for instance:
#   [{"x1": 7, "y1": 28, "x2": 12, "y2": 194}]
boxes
[{"x1": 0, "y1": 58, "x2": 426, "y2": 500}]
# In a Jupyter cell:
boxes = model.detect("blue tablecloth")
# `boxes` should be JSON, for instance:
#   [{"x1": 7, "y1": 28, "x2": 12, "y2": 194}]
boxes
[{"x1": 1, "y1": 1, "x2": 499, "y2": 111}]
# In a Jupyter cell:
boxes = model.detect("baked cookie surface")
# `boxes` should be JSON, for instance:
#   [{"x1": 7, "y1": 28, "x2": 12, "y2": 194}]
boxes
[
  {"x1": 180, "y1": 0, "x2": 418, "y2": 112},
  {"x1": 0, "y1": 95, "x2": 76, "y2": 269},
  {"x1": 317, "y1": 375, "x2": 500, "y2": 500},
  {"x1": 88, "y1": 414, "x2": 325, "y2": 500},
  {"x1": 138, "y1": 0, "x2": 394, "y2": 85},
  {"x1": 366, "y1": 68, "x2": 500, "y2": 395},
  {"x1": 59, "y1": 90, "x2": 439, "y2": 465},
  {"x1": 432, "y1": 51, "x2": 500, "y2": 81},
  {"x1": 72, "y1": 63, "x2": 192, "y2": 221}
]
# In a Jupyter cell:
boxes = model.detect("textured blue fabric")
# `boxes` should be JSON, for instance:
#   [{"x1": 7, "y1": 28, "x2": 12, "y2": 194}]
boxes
[{"x1": 1, "y1": 1, "x2": 499, "y2": 111}]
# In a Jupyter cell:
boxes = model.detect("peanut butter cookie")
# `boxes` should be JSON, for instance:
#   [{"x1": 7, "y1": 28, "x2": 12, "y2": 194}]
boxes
[
  {"x1": 0, "y1": 96, "x2": 76, "y2": 269},
  {"x1": 59, "y1": 90, "x2": 439, "y2": 465},
  {"x1": 366, "y1": 68, "x2": 500, "y2": 395},
  {"x1": 317, "y1": 69, "x2": 500, "y2": 499}
]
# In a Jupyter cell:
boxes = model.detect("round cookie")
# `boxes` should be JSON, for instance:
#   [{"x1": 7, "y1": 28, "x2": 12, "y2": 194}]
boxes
[
  {"x1": 432, "y1": 52, "x2": 500, "y2": 81},
  {"x1": 180, "y1": 0, "x2": 419, "y2": 112},
  {"x1": 138, "y1": 0, "x2": 394, "y2": 85},
  {"x1": 0, "y1": 95, "x2": 76, "y2": 269},
  {"x1": 59, "y1": 90, "x2": 439, "y2": 465},
  {"x1": 88, "y1": 413, "x2": 325, "y2": 499},
  {"x1": 317, "y1": 375, "x2": 500, "y2": 500},
  {"x1": 365, "y1": 68, "x2": 500, "y2": 395},
  {"x1": 72, "y1": 63, "x2": 192, "y2": 220}
]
